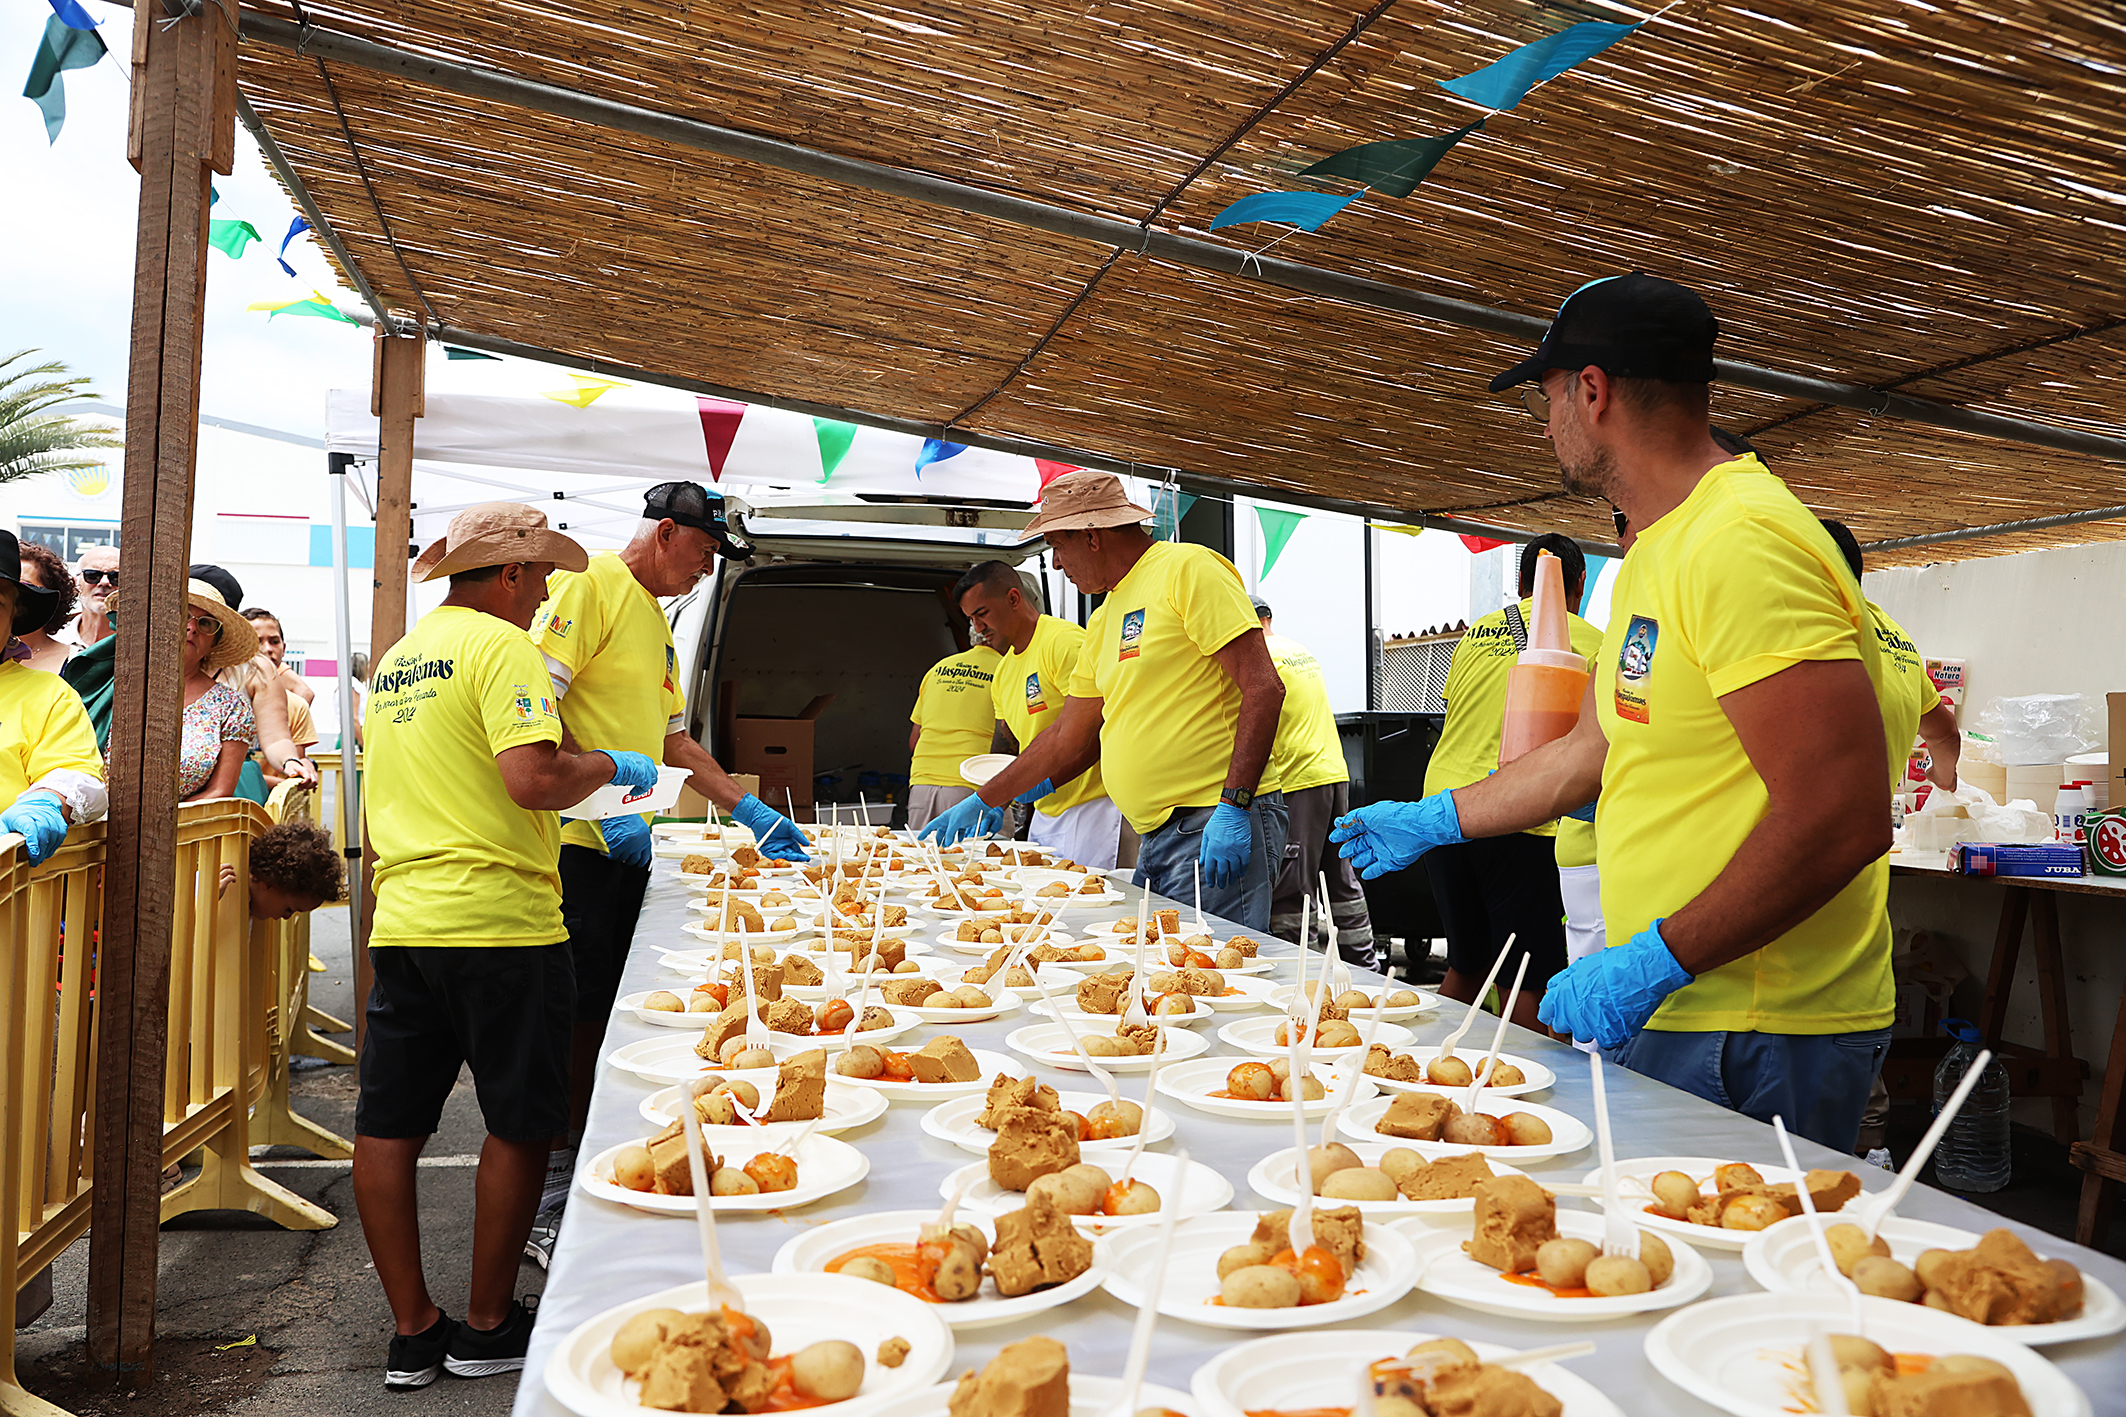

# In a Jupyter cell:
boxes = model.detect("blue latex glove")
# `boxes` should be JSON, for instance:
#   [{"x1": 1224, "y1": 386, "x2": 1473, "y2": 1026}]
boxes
[
  {"x1": 601, "y1": 749, "x2": 661, "y2": 793},
  {"x1": 731, "y1": 794, "x2": 812, "y2": 861},
  {"x1": 1197, "y1": 801, "x2": 1252, "y2": 889},
  {"x1": 1537, "y1": 918, "x2": 1693, "y2": 1050},
  {"x1": 0, "y1": 793, "x2": 68, "y2": 866},
  {"x1": 1013, "y1": 778, "x2": 1056, "y2": 806},
  {"x1": 597, "y1": 812, "x2": 654, "y2": 869},
  {"x1": 919, "y1": 793, "x2": 1005, "y2": 845},
  {"x1": 1328, "y1": 793, "x2": 1463, "y2": 880}
]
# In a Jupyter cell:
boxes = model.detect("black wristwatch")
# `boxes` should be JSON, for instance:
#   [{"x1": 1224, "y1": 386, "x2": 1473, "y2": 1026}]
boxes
[{"x1": 1219, "y1": 786, "x2": 1255, "y2": 811}]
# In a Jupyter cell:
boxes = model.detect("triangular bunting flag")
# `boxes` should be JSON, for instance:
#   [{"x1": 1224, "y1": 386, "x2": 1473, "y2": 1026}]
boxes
[
  {"x1": 245, "y1": 290, "x2": 359, "y2": 325},
  {"x1": 276, "y1": 216, "x2": 311, "y2": 276},
  {"x1": 208, "y1": 219, "x2": 260, "y2": 258},
  {"x1": 914, "y1": 439, "x2": 967, "y2": 479},
  {"x1": 444, "y1": 345, "x2": 500, "y2": 361},
  {"x1": 1256, "y1": 507, "x2": 1306, "y2": 579},
  {"x1": 1151, "y1": 488, "x2": 1197, "y2": 541},
  {"x1": 1034, "y1": 460, "x2": 1079, "y2": 494},
  {"x1": 1440, "y1": 21, "x2": 1640, "y2": 112},
  {"x1": 1299, "y1": 120, "x2": 1485, "y2": 199},
  {"x1": 695, "y1": 397, "x2": 746, "y2": 480},
  {"x1": 542, "y1": 374, "x2": 624, "y2": 408},
  {"x1": 1209, "y1": 190, "x2": 1362, "y2": 233},
  {"x1": 1376, "y1": 523, "x2": 1425, "y2": 539},
  {"x1": 811, "y1": 417, "x2": 856, "y2": 481},
  {"x1": 22, "y1": 14, "x2": 105, "y2": 144},
  {"x1": 1458, "y1": 534, "x2": 1510, "y2": 554},
  {"x1": 48, "y1": 0, "x2": 99, "y2": 29}
]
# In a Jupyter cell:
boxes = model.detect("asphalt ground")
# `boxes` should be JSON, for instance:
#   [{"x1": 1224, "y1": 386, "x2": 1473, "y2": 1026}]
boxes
[{"x1": 16, "y1": 904, "x2": 542, "y2": 1416}]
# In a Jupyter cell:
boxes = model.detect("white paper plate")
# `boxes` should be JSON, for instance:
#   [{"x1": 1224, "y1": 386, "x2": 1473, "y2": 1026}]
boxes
[
  {"x1": 1265, "y1": 983, "x2": 1442, "y2": 1021},
  {"x1": 604, "y1": 1037, "x2": 782, "y2": 1088},
  {"x1": 1195, "y1": 976, "x2": 1283, "y2": 1012},
  {"x1": 920, "y1": 1089, "x2": 1177, "y2": 1157},
  {"x1": 1006, "y1": 1022, "x2": 1211, "y2": 1073},
  {"x1": 1740, "y1": 1214, "x2": 2126, "y2": 1346},
  {"x1": 1032, "y1": 996, "x2": 1219, "y2": 1028},
  {"x1": 543, "y1": 1273, "x2": 952, "y2": 1417},
  {"x1": 868, "y1": 1375, "x2": 1196, "y2": 1417},
  {"x1": 1189, "y1": 1330, "x2": 1626, "y2": 1417},
  {"x1": 617, "y1": 989, "x2": 731, "y2": 1030},
  {"x1": 770, "y1": 1208, "x2": 1111, "y2": 1329},
  {"x1": 677, "y1": 921, "x2": 806, "y2": 946},
  {"x1": 577, "y1": 1133, "x2": 869, "y2": 1215},
  {"x1": 1099, "y1": 1211, "x2": 1416, "y2": 1330},
  {"x1": 797, "y1": 918, "x2": 924, "y2": 942},
  {"x1": 830, "y1": 1047, "x2": 1021, "y2": 1101},
  {"x1": 1399, "y1": 1208, "x2": 1712, "y2": 1321},
  {"x1": 1642, "y1": 1292, "x2": 2088, "y2": 1417},
  {"x1": 653, "y1": 820, "x2": 747, "y2": 841},
  {"x1": 931, "y1": 928, "x2": 1075, "y2": 955},
  {"x1": 1359, "y1": 1052, "x2": 1559, "y2": 1099},
  {"x1": 1339, "y1": 1094, "x2": 1592, "y2": 1162},
  {"x1": 672, "y1": 875, "x2": 785, "y2": 898},
  {"x1": 958, "y1": 752, "x2": 1015, "y2": 787},
  {"x1": 1578, "y1": 1156, "x2": 1882, "y2": 1252},
  {"x1": 1217, "y1": 1015, "x2": 1415, "y2": 1058},
  {"x1": 1021, "y1": 888, "x2": 1128, "y2": 911},
  {"x1": 899, "y1": 989, "x2": 1021, "y2": 1024},
  {"x1": 638, "y1": 1078, "x2": 888, "y2": 1135},
  {"x1": 1154, "y1": 1057, "x2": 1375, "y2": 1120},
  {"x1": 1247, "y1": 1141, "x2": 1530, "y2": 1218},
  {"x1": 941, "y1": 1150, "x2": 1234, "y2": 1233}
]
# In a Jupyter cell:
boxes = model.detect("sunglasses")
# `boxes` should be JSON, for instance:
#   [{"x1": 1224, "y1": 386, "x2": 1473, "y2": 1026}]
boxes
[
  {"x1": 187, "y1": 614, "x2": 225, "y2": 640},
  {"x1": 1611, "y1": 506, "x2": 1629, "y2": 538},
  {"x1": 80, "y1": 568, "x2": 117, "y2": 586},
  {"x1": 1518, "y1": 386, "x2": 1551, "y2": 423}
]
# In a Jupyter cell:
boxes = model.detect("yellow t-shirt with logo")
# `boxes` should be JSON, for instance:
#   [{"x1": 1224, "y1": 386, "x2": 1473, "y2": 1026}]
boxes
[
  {"x1": 1595, "y1": 455, "x2": 1893, "y2": 1034},
  {"x1": 1068, "y1": 541, "x2": 1271, "y2": 834},
  {"x1": 1867, "y1": 600, "x2": 1941, "y2": 772},
  {"x1": 364, "y1": 606, "x2": 567, "y2": 949},
  {"x1": 0, "y1": 662, "x2": 103, "y2": 804},
  {"x1": 910, "y1": 645, "x2": 1001, "y2": 787},
  {"x1": 1423, "y1": 602, "x2": 1605, "y2": 843},
  {"x1": 990, "y1": 615, "x2": 1105, "y2": 816},
  {"x1": 1265, "y1": 632, "x2": 1346, "y2": 794},
  {"x1": 532, "y1": 552, "x2": 686, "y2": 853}
]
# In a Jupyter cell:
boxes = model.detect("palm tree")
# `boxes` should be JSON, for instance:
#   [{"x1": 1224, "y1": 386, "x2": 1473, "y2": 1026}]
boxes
[{"x1": 0, "y1": 349, "x2": 121, "y2": 486}]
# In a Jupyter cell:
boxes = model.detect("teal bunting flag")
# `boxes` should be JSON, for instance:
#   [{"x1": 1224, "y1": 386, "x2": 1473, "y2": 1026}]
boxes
[
  {"x1": 1440, "y1": 22, "x2": 1640, "y2": 112},
  {"x1": 22, "y1": 13, "x2": 105, "y2": 143},
  {"x1": 1299, "y1": 120, "x2": 1486, "y2": 199},
  {"x1": 812, "y1": 418, "x2": 856, "y2": 481},
  {"x1": 444, "y1": 345, "x2": 501, "y2": 360},
  {"x1": 1209, "y1": 190, "x2": 1362, "y2": 233},
  {"x1": 1256, "y1": 507, "x2": 1306, "y2": 579},
  {"x1": 208, "y1": 219, "x2": 261, "y2": 258},
  {"x1": 1152, "y1": 488, "x2": 1197, "y2": 541}
]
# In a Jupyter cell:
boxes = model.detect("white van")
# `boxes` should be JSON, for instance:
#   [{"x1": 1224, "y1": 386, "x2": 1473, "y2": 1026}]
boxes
[{"x1": 668, "y1": 493, "x2": 1054, "y2": 820}]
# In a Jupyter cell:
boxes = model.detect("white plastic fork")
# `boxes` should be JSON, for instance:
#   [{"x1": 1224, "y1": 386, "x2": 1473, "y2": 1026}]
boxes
[
  {"x1": 1846, "y1": 1047, "x2": 1993, "y2": 1241},
  {"x1": 682, "y1": 1075, "x2": 743, "y2": 1313},
  {"x1": 1318, "y1": 871, "x2": 1352, "y2": 999},
  {"x1": 1120, "y1": 880, "x2": 1153, "y2": 1030},
  {"x1": 1773, "y1": 1113, "x2": 1867, "y2": 1338},
  {"x1": 1461, "y1": 952, "x2": 1529, "y2": 1114},
  {"x1": 1026, "y1": 963, "x2": 1128, "y2": 1116},
  {"x1": 1104, "y1": 1146, "x2": 1187, "y2": 1417},
  {"x1": 1320, "y1": 977, "x2": 1387, "y2": 1150},
  {"x1": 1433, "y1": 932, "x2": 1516, "y2": 1064},
  {"x1": 1587, "y1": 1048, "x2": 1638, "y2": 1260}
]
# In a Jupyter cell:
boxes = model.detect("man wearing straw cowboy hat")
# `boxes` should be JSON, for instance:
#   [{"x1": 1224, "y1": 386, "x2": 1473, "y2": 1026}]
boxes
[
  {"x1": 1333, "y1": 273, "x2": 1899, "y2": 1151},
  {"x1": 354, "y1": 503, "x2": 661, "y2": 1390},
  {"x1": 0, "y1": 529, "x2": 105, "y2": 865},
  {"x1": 923, "y1": 470, "x2": 1290, "y2": 929}
]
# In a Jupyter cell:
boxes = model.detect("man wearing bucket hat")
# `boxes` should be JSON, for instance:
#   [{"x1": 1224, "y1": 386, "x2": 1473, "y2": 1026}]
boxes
[
  {"x1": 1332, "y1": 273, "x2": 1900, "y2": 1151},
  {"x1": 923, "y1": 471, "x2": 1290, "y2": 929},
  {"x1": 0, "y1": 530, "x2": 105, "y2": 865},
  {"x1": 354, "y1": 503, "x2": 661, "y2": 1389},
  {"x1": 524, "y1": 480, "x2": 809, "y2": 1261}
]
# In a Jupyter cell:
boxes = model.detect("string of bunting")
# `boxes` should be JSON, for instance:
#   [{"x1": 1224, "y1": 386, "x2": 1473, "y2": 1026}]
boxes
[{"x1": 1210, "y1": 15, "x2": 1652, "y2": 238}]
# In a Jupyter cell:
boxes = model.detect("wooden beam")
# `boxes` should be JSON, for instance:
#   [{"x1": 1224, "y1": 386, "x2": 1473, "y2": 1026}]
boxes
[{"x1": 89, "y1": 0, "x2": 237, "y2": 1386}]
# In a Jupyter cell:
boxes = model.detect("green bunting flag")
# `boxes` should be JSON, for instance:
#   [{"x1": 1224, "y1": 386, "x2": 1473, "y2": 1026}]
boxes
[
  {"x1": 1152, "y1": 488, "x2": 1197, "y2": 541},
  {"x1": 812, "y1": 418, "x2": 856, "y2": 481},
  {"x1": 1299, "y1": 120, "x2": 1486, "y2": 199},
  {"x1": 22, "y1": 13, "x2": 105, "y2": 144},
  {"x1": 208, "y1": 219, "x2": 261, "y2": 258},
  {"x1": 444, "y1": 345, "x2": 501, "y2": 360},
  {"x1": 1256, "y1": 507, "x2": 1307, "y2": 579},
  {"x1": 246, "y1": 290, "x2": 360, "y2": 325}
]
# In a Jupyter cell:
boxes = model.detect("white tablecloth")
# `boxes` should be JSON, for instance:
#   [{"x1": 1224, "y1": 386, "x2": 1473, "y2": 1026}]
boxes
[{"x1": 512, "y1": 872, "x2": 2126, "y2": 1416}]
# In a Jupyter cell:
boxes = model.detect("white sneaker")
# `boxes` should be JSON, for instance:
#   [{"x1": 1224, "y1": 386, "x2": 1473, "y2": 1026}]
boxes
[{"x1": 1863, "y1": 1147, "x2": 1894, "y2": 1171}]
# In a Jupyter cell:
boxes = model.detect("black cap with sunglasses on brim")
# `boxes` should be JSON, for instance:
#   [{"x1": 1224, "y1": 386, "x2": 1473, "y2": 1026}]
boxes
[
  {"x1": 1490, "y1": 272, "x2": 1719, "y2": 402},
  {"x1": 643, "y1": 481, "x2": 752, "y2": 559},
  {"x1": 0, "y1": 531, "x2": 61, "y2": 637}
]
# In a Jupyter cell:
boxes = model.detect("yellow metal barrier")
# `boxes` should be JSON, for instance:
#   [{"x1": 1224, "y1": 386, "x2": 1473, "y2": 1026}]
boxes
[{"x1": 247, "y1": 785, "x2": 352, "y2": 1160}]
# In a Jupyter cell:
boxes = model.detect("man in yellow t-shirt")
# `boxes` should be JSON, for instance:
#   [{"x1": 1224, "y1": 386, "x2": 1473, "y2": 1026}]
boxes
[
  {"x1": 1254, "y1": 596, "x2": 1376, "y2": 968},
  {"x1": 356, "y1": 504, "x2": 662, "y2": 1387},
  {"x1": 1334, "y1": 275, "x2": 1898, "y2": 1150},
  {"x1": 923, "y1": 472, "x2": 1288, "y2": 930},
  {"x1": 0, "y1": 530, "x2": 106, "y2": 865},
  {"x1": 1819, "y1": 520, "x2": 1961, "y2": 792},
  {"x1": 953, "y1": 560, "x2": 1123, "y2": 867},
  {"x1": 907, "y1": 641, "x2": 1002, "y2": 830},
  {"x1": 1411, "y1": 538, "x2": 1603, "y2": 1031}
]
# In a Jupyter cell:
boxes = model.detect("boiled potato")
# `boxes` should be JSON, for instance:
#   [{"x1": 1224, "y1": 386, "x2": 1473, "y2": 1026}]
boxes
[
  {"x1": 1486, "y1": 1062, "x2": 1526, "y2": 1088},
  {"x1": 835, "y1": 1045, "x2": 885, "y2": 1078},
  {"x1": 710, "y1": 1167, "x2": 759, "y2": 1196},
  {"x1": 839, "y1": 1256, "x2": 897, "y2": 1287},
  {"x1": 1638, "y1": 1231, "x2": 1675, "y2": 1288},
  {"x1": 1852, "y1": 1255, "x2": 1922, "y2": 1303},
  {"x1": 1826, "y1": 1222, "x2": 1891, "y2": 1277},
  {"x1": 1216, "y1": 947, "x2": 1245, "y2": 969},
  {"x1": 1322, "y1": 1167, "x2": 1398, "y2": 1202},
  {"x1": 1384, "y1": 990, "x2": 1423, "y2": 1008},
  {"x1": 948, "y1": 1223, "x2": 989, "y2": 1265},
  {"x1": 733, "y1": 1046, "x2": 775, "y2": 1070},
  {"x1": 1442, "y1": 1113, "x2": 1505, "y2": 1148},
  {"x1": 1217, "y1": 1240, "x2": 1278, "y2": 1279},
  {"x1": 716, "y1": 1079, "x2": 761, "y2": 1110},
  {"x1": 1079, "y1": 1035, "x2": 1127, "y2": 1057},
  {"x1": 788, "y1": 1340, "x2": 865, "y2": 1401},
  {"x1": 1650, "y1": 1170, "x2": 1701, "y2": 1219},
  {"x1": 1060, "y1": 1164, "x2": 1112, "y2": 1208},
  {"x1": 1535, "y1": 1237, "x2": 1597, "y2": 1289},
  {"x1": 1929, "y1": 1356, "x2": 2015, "y2": 1380},
  {"x1": 1305, "y1": 1142, "x2": 1362, "y2": 1194},
  {"x1": 1378, "y1": 1148, "x2": 1424, "y2": 1189},
  {"x1": 1426, "y1": 1055, "x2": 1474, "y2": 1088},
  {"x1": 1103, "y1": 1179, "x2": 1161, "y2": 1215},
  {"x1": 1267, "y1": 1058, "x2": 1293, "y2": 1083},
  {"x1": 744, "y1": 1153, "x2": 798, "y2": 1193},
  {"x1": 1714, "y1": 1162, "x2": 1765, "y2": 1191},
  {"x1": 920, "y1": 991, "x2": 955, "y2": 1009},
  {"x1": 610, "y1": 1308, "x2": 692, "y2": 1374},
  {"x1": 717, "y1": 1036, "x2": 752, "y2": 1065},
  {"x1": 643, "y1": 990, "x2": 685, "y2": 1012},
  {"x1": 687, "y1": 993, "x2": 721, "y2": 1013},
  {"x1": 1721, "y1": 1193, "x2": 1787, "y2": 1231},
  {"x1": 1333, "y1": 990, "x2": 1374, "y2": 1012},
  {"x1": 893, "y1": 960, "x2": 922, "y2": 974},
  {"x1": 1912, "y1": 1247, "x2": 1954, "y2": 1290},
  {"x1": 1226, "y1": 1062, "x2": 1276, "y2": 1101},
  {"x1": 696, "y1": 1091, "x2": 740, "y2": 1126},
  {"x1": 2043, "y1": 1258, "x2": 2084, "y2": 1316},
  {"x1": 1279, "y1": 1073, "x2": 1326, "y2": 1103},
  {"x1": 1404, "y1": 1337, "x2": 1481, "y2": 1369},
  {"x1": 1584, "y1": 1255, "x2": 1652, "y2": 1296},
  {"x1": 1501, "y1": 1112, "x2": 1554, "y2": 1147},
  {"x1": 933, "y1": 1245, "x2": 982, "y2": 1301},
  {"x1": 1828, "y1": 1334, "x2": 1891, "y2": 1373},
  {"x1": 1220, "y1": 1264, "x2": 1302, "y2": 1309},
  {"x1": 1087, "y1": 1099, "x2": 1143, "y2": 1137},
  {"x1": 610, "y1": 1144, "x2": 655, "y2": 1193},
  {"x1": 952, "y1": 986, "x2": 992, "y2": 1009},
  {"x1": 1315, "y1": 1020, "x2": 1362, "y2": 1048},
  {"x1": 1025, "y1": 1173, "x2": 1094, "y2": 1215}
]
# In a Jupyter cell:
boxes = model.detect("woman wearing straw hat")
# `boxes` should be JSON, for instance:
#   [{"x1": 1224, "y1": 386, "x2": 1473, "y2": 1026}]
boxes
[
  {"x1": 155, "y1": 579, "x2": 262, "y2": 802},
  {"x1": 0, "y1": 529, "x2": 105, "y2": 864}
]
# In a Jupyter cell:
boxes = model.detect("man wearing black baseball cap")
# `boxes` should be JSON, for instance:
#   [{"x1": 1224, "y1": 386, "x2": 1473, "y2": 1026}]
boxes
[
  {"x1": 1333, "y1": 272, "x2": 1903, "y2": 1151},
  {"x1": 522, "y1": 480, "x2": 805, "y2": 1264}
]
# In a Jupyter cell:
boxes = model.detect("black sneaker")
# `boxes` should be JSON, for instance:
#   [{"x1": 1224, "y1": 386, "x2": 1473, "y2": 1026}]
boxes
[
  {"x1": 523, "y1": 1209, "x2": 562, "y2": 1271},
  {"x1": 385, "y1": 1311, "x2": 452, "y2": 1391},
  {"x1": 445, "y1": 1296, "x2": 537, "y2": 1378}
]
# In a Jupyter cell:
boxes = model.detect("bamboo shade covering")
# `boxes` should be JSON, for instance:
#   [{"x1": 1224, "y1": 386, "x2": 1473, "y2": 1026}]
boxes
[{"x1": 233, "y1": 0, "x2": 2126, "y2": 565}]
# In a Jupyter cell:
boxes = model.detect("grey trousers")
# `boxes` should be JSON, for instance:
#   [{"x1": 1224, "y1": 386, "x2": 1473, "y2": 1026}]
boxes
[{"x1": 1271, "y1": 781, "x2": 1378, "y2": 970}]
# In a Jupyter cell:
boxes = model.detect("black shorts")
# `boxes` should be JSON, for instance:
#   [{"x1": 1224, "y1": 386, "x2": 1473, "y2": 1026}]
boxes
[
  {"x1": 560, "y1": 844, "x2": 651, "y2": 1023},
  {"x1": 1421, "y1": 833, "x2": 1568, "y2": 990},
  {"x1": 356, "y1": 943, "x2": 574, "y2": 1142}
]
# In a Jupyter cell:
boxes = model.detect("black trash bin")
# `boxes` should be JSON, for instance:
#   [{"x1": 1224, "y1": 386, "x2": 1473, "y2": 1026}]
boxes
[{"x1": 1335, "y1": 712, "x2": 1446, "y2": 979}]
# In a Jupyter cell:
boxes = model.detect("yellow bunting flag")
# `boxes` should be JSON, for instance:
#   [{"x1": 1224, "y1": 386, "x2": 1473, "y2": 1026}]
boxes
[{"x1": 541, "y1": 374, "x2": 625, "y2": 408}]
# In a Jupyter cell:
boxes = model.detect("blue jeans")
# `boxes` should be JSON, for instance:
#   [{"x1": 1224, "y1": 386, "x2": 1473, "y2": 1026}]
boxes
[
  {"x1": 1613, "y1": 1026, "x2": 1892, "y2": 1154},
  {"x1": 1133, "y1": 794, "x2": 1289, "y2": 932}
]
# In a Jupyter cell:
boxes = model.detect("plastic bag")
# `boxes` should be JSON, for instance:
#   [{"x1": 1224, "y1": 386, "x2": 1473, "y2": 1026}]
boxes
[
  {"x1": 1971, "y1": 694, "x2": 2103, "y2": 766},
  {"x1": 1902, "y1": 783, "x2": 2055, "y2": 848}
]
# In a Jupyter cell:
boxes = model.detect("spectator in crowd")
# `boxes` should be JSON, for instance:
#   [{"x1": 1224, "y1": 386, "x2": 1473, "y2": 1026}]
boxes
[
  {"x1": 217, "y1": 818, "x2": 348, "y2": 919},
  {"x1": 13, "y1": 541, "x2": 77, "y2": 674},
  {"x1": 142, "y1": 580, "x2": 260, "y2": 802},
  {"x1": 184, "y1": 567, "x2": 317, "y2": 793},
  {"x1": 243, "y1": 607, "x2": 317, "y2": 702},
  {"x1": 0, "y1": 531, "x2": 106, "y2": 865},
  {"x1": 242, "y1": 607, "x2": 321, "y2": 786},
  {"x1": 61, "y1": 543, "x2": 117, "y2": 651}
]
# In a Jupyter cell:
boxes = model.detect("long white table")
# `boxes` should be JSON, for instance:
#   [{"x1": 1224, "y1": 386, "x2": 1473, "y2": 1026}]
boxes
[{"x1": 513, "y1": 869, "x2": 2126, "y2": 1416}]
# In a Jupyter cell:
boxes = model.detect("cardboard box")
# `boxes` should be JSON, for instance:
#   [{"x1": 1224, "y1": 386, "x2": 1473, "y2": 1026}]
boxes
[
  {"x1": 1951, "y1": 842, "x2": 2083, "y2": 879},
  {"x1": 730, "y1": 696, "x2": 833, "y2": 809},
  {"x1": 2109, "y1": 692, "x2": 2126, "y2": 811}
]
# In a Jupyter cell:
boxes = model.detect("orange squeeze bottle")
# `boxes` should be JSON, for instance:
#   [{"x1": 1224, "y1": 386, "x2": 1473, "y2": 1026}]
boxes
[{"x1": 1497, "y1": 551, "x2": 1591, "y2": 765}]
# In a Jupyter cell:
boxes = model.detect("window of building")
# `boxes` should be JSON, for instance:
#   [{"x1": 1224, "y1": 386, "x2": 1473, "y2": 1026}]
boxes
[{"x1": 18, "y1": 521, "x2": 120, "y2": 561}]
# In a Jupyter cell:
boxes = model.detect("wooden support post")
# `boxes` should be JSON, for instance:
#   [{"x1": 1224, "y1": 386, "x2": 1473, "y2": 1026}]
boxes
[
  {"x1": 2027, "y1": 892, "x2": 2082, "y2": 1145},
  {"x1": 352, "y1": 333, "x2": 422, "y2": 1048},
  {"x1": 89, "y1": 0, "x2": 237, "y2": 1386}
]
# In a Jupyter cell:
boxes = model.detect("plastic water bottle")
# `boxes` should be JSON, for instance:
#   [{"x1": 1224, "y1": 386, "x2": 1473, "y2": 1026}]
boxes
[{"x1": 1932, "y1": 1018, "x2": 2011, "y2": 1192}]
